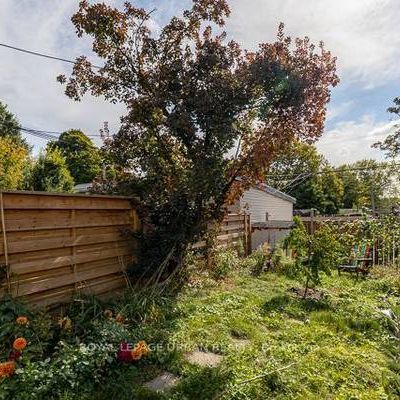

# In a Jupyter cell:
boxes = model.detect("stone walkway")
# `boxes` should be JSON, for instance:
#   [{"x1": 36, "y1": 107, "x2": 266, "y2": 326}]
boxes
[
  {"x1": 184, "y1": 350, "x2": 223, "y2": 367},
  {"x1": 144, "y1": 372, "x2": 180, "y2": 393}
]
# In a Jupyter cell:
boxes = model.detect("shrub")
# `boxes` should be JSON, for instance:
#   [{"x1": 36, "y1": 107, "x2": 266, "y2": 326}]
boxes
[{"x1": 212, "y1": 248, "x2": 240, "y2": 280}]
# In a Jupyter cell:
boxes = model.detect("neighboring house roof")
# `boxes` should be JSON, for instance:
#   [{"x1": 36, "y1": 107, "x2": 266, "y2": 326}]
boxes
[
  {"x1": 256, "y1": 184, "x2": 296, "y2": 204},
  {"x1": 235, "y1": 177, "x2": 296, "y2": 204},
  {"x1": 74, "y1": 183, "x2": 92, "y2": 193}
]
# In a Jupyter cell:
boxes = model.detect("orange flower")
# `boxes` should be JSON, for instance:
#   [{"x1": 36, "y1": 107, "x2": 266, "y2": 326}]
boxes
[
  {"x1": 58, "y1": 317, "x2": 72, "y2": 330},
  {"x1": 136, "y1": 340, "x2": 150, "y2": 356},
  {"x1": 0, "y1": 361, "x2": 16, "y2": 377},
  {"x1": 130, "y1": 340, "x2": 150, "y2": 361},
  {"x1": 16, "y1": 316, "x2": 28, "y2": 325},
  {"x1": 131, "y1": 348, "x2": 142, "y2": 361},
  {"x1": 115, "y1": 313, "x2": 125, "y2": 324},
  {"x1": 13, "y1": 337, "x2": 27, "y2": 351}
]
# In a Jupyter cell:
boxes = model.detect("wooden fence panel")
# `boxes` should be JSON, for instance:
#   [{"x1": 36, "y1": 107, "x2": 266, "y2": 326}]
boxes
[
  {"x1": 192, "y1": 213, "x2": 251, "y2": 254},
  {"x1": 0, "y1": 191, "x2": 250, "y2": 308},
  {"x1": 0, "y1": 191, "x2": 139, "y2": 307}
]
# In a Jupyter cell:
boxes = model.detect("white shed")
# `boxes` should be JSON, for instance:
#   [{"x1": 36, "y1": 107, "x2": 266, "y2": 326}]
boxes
[
  {"x1": 230, "y1": 184, "x2": 296, "y2": 249},
  {"x1": 240, "y1": 185, "x2": 294, "y2": 223}
]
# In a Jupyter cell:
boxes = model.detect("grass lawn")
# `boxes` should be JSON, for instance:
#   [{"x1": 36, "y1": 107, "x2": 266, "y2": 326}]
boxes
[{"x1": 92, "y1": 269, "x2": 399, "y2": 400}]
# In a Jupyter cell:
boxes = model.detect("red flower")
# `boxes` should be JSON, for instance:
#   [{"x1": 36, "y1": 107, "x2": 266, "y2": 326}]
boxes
[
  {"x1": 117, "y1": 342, "x2": 133, "y2": 363},
  {"x1": 8, "y1": 350, "x2": 22, "y2": 361}
]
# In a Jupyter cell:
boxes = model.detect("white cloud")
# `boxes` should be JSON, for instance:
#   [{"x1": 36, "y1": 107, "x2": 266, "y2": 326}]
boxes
[
  {"x1": 227, "y1": 0, "x2": 400, "y2": 87},
  {"x1": 326, "y1": 101, "x2": 355, "y2": 123},
  {"x1": 0, "y1": 0, "x2": 124, "y2": 153},
  {"x1": 316, "y1": 115, "x2": 399, "y2": 165}
]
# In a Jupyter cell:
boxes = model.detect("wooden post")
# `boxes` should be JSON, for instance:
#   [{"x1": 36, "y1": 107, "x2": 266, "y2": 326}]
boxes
[
  {"x1": 310, "y1": 209, "x2": 315, "y2": 235},
  {"x1": 0, "y1": 192, "x2": 11, "y2": 292},
  {"x1": 245, "y1": 213, "x2": 251, "y2": 255}
]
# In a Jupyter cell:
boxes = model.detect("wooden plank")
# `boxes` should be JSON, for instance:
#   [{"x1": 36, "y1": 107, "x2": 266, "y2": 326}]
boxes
[
  {"x1": 4, "y1": 209, "x2": 132, "y2": 232},
  {"x1": 216, "y1": 232, "x2": 244, "y2": 242},
  {"x1": 218, "y1": 224, "x2": 245, "y2": 233},
  {"x1": 7, "y1": 231, "x2": 129, "y2": 254},
  {"x1": 1, "y1": 190, "x2": 133, "y2": 200},
  {"x1": 28, "y1": 287, "x2": 75, "y2": 309},
  {"x1": 11, "y1": 245, "x2": 132, "y2": 275},
  {"x1": 2, "y1": 192, "x2": 131, "y2": 210},
  {"x1": 11, "y1": 255, "x2": 132, "y2": 283},
  {"x1": 10, "y1": 262, "x2": 125, "y2": 297},
  {"x1": 78, "y1": 274, "x2": 127, "y2": 296}
]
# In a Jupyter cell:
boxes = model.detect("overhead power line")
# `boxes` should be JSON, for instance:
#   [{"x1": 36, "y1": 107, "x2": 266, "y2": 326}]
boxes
[
  {"x1": 267, "y1": 163, "x2": 400, "y2": 179},
  {"x1": 0, "y1": 42, "x2": 102, "y2": 69},
  {"x1": 0, "y1": 121, "x2": 108, "y2": 141}
]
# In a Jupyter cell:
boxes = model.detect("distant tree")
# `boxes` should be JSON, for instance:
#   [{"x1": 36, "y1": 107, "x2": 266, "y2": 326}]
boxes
[
  {"x1": 0, "y1": 100, "x2": 29, "y2": 149},
  {"x1": 319, "y1": 166, "x2": 344, "y2": 214},
  {"x1": 59, "y1": 0, "x2": 338, "y2": 274},
  {"x1": 268, "y1": 142, "x2": 343, "y2": 214},
  {"x1": 373, "y1": 97, "x2": 400, "y2": 158},
  {"x1": 48, "y1": 129, "x2": 102, "y2": 184},
  {"x1": 0, "y1": 136, "x2": 30, "y2": 190},
  {"x1": 30, "y1": 148, "x2": 74, "y2": 192},
  {"x1": 338, "y1": 167, "x2": 363, "y2": 209}
]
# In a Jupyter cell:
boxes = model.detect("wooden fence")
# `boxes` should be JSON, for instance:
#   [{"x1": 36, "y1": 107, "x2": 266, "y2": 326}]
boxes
[
  {"x1": 0, "y1": 191, "x2": 140, "y2": 308},
  {"x1": 192, "y1": 213, "x2": 251, "y2": 255},
  {"x1": 0, "y1": 191, "x2": 250, "y2": 307},
  {"x1": 300, "y1": 215, "x2": 365, "y2": 234}
]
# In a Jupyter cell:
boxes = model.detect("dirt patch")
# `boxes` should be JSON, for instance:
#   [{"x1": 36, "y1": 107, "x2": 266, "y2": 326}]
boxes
[
  {"x1": 144, "y1": 372, "x2": 180, "y2": 392},
  {"x1": 185, "y1": 350, "x2": 223, "y2": 367},
  {"x1": 289, "y1": 287, "x2": 325, "y2": 300}
]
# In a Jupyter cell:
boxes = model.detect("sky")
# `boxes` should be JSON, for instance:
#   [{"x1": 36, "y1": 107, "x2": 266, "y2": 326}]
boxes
[{"x1": 0, "y1": 0, "x2": 399, "y2": 165}]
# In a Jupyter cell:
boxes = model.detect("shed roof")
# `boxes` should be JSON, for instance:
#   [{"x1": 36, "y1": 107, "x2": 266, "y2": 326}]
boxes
[{"x1": 256, "y1": 184, "x2": 296, "y2": 204}]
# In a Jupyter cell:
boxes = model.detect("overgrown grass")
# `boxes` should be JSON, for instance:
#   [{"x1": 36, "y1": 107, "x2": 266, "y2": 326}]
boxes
[
  {"x1": 1, "y1": 262, "x2": 399, "y2": 399},
  {"x1": 92, "y1": 268, "x2": 399, "y2": 399}
]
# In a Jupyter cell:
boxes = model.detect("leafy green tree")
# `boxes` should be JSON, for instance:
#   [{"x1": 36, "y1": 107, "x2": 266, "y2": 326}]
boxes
[
  {"x1": 338, "y1": 167, "x2": 363, "y2": 209},
  {"x1": 319, "y1": 167, "x2": 344, "y2": 214},
  {"x1": 59, "y1": 0, "x2": 338, "y2": 274},
  {"x1": 285, "y1": 217, "x2": 342, "y2": 296},
  {"x1": 48, "y1": 130, "x2": 102, "y2": 184},
  {"x1": 0, "y1": 100, "x2": 29, "y2": 149},
  {"x1": 0, "y1": 136, "x2": 30, "y2": 190},
  {"x1": 30, "y1": 148, "x2": 74, "y2": 192},
  {"x1": 373, "y1": 97, "x2": 400, "y2": 158}
]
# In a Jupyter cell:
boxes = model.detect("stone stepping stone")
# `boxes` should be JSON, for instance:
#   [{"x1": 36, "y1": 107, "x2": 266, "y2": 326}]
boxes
[
  {"x1": 144, "y1": 372, "x2": 180, "y2": 393},
  {"x1": 185, "y1": 350, "x2": 223, "y2": 367}
]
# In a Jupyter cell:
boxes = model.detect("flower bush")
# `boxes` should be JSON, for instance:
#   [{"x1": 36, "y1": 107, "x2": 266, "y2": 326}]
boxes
[{"x1": 0, "y1": 294, "x2": 153, "y2": 400}]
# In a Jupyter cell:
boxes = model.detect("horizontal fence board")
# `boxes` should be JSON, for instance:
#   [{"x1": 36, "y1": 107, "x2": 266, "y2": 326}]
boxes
[
  {"x1": 7, "y1": 232, "x2": 127, "y2": 254},
  {"x1": 27, "y1": 275, "x2": 127, "y2": 308},
  {"x1": 11, "y1": 255, "x2": 132, "y2": 284},
  {"x1": 2, "y1": 192, "x2": 132, "y2": 210},
  {"x1": 4, "y1": 210, "x2": 132, "y2": 232},
  {"x1": 192, "y1": 213, "x2": 250, "y2": 252},
  {"x1": 11, "y1": 262, "x2": 125, "y2": 297},
  {"x1": 11, "y1": 245, "x2": 132, "y2": 275}
]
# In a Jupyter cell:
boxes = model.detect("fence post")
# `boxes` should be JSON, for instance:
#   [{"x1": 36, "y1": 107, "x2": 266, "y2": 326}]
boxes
[
  {"x1": 310, "y1": 209, "x2": 315, "y2": 235},
  {"x1": 0, "y1": 192, "x2": 11, "y2": 292},
  {"x1": 246, "y1": 213, "x2": 252, "y2": 255}
]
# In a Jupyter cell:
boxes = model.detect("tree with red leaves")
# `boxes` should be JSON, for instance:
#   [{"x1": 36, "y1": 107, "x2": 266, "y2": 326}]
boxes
[{"x1": 59, "y1": 0, "x2": 339, "y2": 278}]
